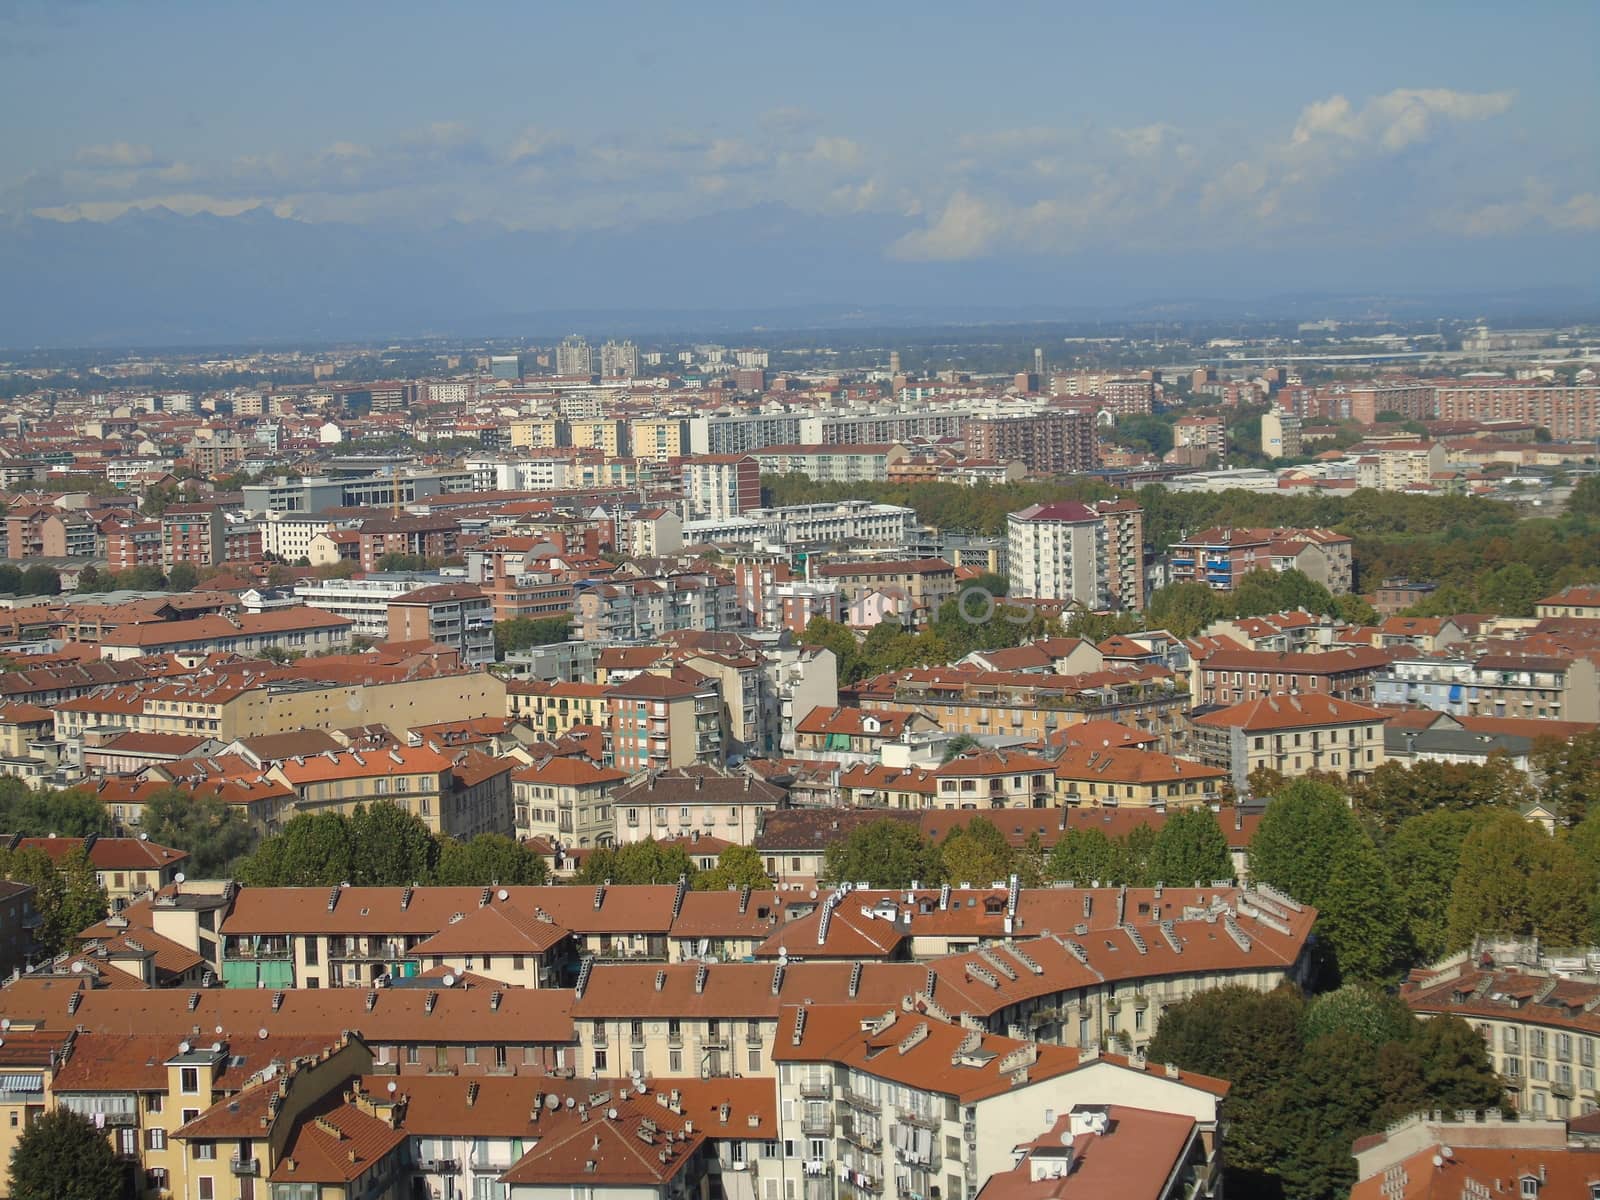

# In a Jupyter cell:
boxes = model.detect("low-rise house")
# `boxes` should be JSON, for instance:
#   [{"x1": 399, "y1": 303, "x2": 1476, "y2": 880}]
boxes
[
  {"x1": 611, "y1": 764, "x2": 786, "y2": 847},
  {"x1": 1189, "y1": 692, "x2": 1388, "y2": 786}
]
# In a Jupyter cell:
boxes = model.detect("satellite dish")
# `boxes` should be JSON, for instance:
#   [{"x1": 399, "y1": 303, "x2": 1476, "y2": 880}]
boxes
[
  {"x1": 174, "y1": 872, "x2": 185, "y2": 884},
  {"x1": 442, "y1": 973, "x2": 456, "y2": 988},
  {"x1": 214, "y1": 1025, "x2": 224, "y2": 1035},
  {"x1": 778, "y1": 947, "x2": 788, "y2": 963},
  {"x1": 71, "y1": 962, "x2": 84, "y2": 974},
  {"x1": 258, "y1": 1029, "x2": 268, "y2": 1040},
  {"x1": 387, "y1": 1081, "x2": 398, "y2": 1095},
  {"x1": 546, "y1": 1094, "x2": 560, "y2": 1110},
  {"x1": 607, "y1": 1107, "x2": 619, "y2": 1120},
  {"x1": 211, "y1": 1041, "x2": 222, "y2": 1053},
  {"x1": 497, "y1": 889, "x2": 509, "y2": 901},
  {"x1": 565, "y1": 1096, "x2": 576, "y2": 1108},
  {"x1": 140, "y1": 833, "x2": 149, "y2": 841},
  {"x1": 179, "y1": 1041, "x2": 191, "y2": 1054},
  {"x1": 2, "y1": 1018, "x2": 10, "y2": 1030}
]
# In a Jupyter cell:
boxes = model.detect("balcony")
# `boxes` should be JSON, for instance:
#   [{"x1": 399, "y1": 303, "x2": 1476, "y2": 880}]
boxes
[
  {"x1": 840, "y1": 1086, "x2": 879, "y2": 1112},
  {"x1": 230, "y1": 1158, "x2": 261, "y2": 1176},
  {"x1": 840, "y1": 1124, "x2": 881, "y2": 1152},
  {"x1": 896, "y1": 1108, "x2": 939, "y2": 1131},
  {"x1": 802, "y1": 1112, "x2": 835, "y2": 1137},
  {"x1": 415, "y1": 1157, "x2": 460, "y2": 1174},
  {"x1": 799, "y1": 1079, "x2": 832, "y2": 1099}
]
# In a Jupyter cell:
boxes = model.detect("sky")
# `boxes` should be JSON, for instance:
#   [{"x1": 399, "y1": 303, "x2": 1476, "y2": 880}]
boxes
[{"x1": 1, "y1": 1, "x2": 1597, "y2": 341}]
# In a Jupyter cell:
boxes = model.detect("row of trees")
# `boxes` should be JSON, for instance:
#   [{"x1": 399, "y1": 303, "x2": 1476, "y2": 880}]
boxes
[
  {"x1": 817, "y1": 812, "x2": 1235, "y2": 894},
  {"x1": 569, "y1": 840, "x2": 772, "y2": 891},
  {"x1": 1146, "y1": 568, "x2": 1375, "y2": 638},
  {"x1": 1250, "y1": 779, "x2": 1600, "y2": 983},
  {"x1": 237, "y1": 804, "x2": 550, "y2": 887},
  {"x1": 1149, "y1": 984, "x2": 1501, "y2": 1199}
]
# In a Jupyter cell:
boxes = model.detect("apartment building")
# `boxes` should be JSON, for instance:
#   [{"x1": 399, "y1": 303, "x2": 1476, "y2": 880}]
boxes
[
  {"x1": 1536, "y1": 585, "x2": 1600, "y2": 619},
  {"x1": 932, "y1": 750, "x2": 1056, "y2": 810},
  {"x1": 1433, "y1": 381, "x2": 1600, "y2": 441},
  {"x1": 385, "y1": 584, "x2": 496, "y2": 668},
  {"x1": 94, "y1": 608, "x2": 354, "y2": 661},
  {"x1": 293, "y1": 574, "x2": 439, "y2": 639},
  {"x1": 1094, "y1": 500, "x2": 1146, "y2": 612},
  {"x1": 1189, "y1": 692, "x2": 1388, "y2": 783},
  {"x1": 1166, "y1": 526, "x2": 1353, "y2": 594},
  {"x1": 752, "y1": 444, "x2": 909, "y2": 483},
  {"x1": 815, "y1": 559, "x2": 959, "y2": 630},
  {"x1": 160, "y1": 504, "x2": 227, "y2": 570},
  {"x1": 6, "y1": 834, "x2": 187, "y2": 910},
  {"x1": 605, "y1": 671, "x2": 725, "y2": 772},
  {"x1": 1372, "y1": 649, "x2": 1600, "y2": 722},
  {"x1": 612, "y1": 764, "x2": 785, "y2": 846},
  {"x1": 1259, "y1": 408, "x2": 1302, "y2": 459},
  {"x1": 1047, "y1": 746, "x2": 1226, "y2": 810},
  {"x1": 1006, "y1": 503, "x2": 1108, "y2": 608},
  {"x1": 1350, "y1": 1110, "x2": 1599, "y2": 1200},
  {"x1": 681, "y1": 454, "x2": 762, "y2": 522},
  {"x1": 1401, "y1": 954, "x2": 1600, "y2": 1119},
  {"x1": 512, "y1": 755, "x2": 629, "y2": 847},
  {"x1": 1190, "y1": 645, "x2": 1390, "y2": 707},
  {"x1": 104, "y1": 516, "x2": 165, "y2": 572},
  {"x1": 966, "y1": 411, "x2": 1097, "y2": 475}
]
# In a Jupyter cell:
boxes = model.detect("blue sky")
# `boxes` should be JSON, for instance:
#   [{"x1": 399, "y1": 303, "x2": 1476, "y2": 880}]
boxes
[{"x1": 1, "y1": 0, "x2": 1596, "y2": 322}]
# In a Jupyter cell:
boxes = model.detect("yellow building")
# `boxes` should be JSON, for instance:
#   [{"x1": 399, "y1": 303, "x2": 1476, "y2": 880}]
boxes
[
  {"x1": 508, "y1": 417, "x2": 563, "y2": 449},
  {"x1": 567, "y1": 418, "x2": 626, "y2": 456}
]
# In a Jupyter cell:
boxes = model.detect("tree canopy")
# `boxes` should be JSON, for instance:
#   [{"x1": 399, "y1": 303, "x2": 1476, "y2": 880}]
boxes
[
  {"x1": 8, "y1": 1107, "x2": 124, "y2": 1200},
  {"x1": 820, "y1": 819, "x2": 942, "y2": 889}
]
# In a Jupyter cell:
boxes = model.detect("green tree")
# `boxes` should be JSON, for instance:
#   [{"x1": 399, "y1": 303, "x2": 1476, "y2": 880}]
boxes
[
  {"x1": 576, "y1": 839, "x2": 699, "y2": 886},
  {"x1": 1044, "y1": 827, "x2": 1132, "y2": 886},
  {"x1": 693, "y1": 843, "x2": 772, "y2": 892},
  {"x1": 1273, "y1": 1029, "x2": 1380, "y2": 1199},
  {"x1": 803, "y1": 617, "x2": 860, "y2": 682},
  {"x1": 349, "y1": 802, "x2": 440, "y2": 886},
  {"x1": 56, "y1": 847, "x2": 108, "y2": 947},
  {"x1": 74, "y1": 565, "x2": 103, "y2": 592},
  {"x1": 1416, "y1": 1014, "x2": 1504, "y2": 1112},
  {"x1": 1249, "y1": 780, "x2": 1408, "y2": 981},
  {"x1": 137, "y1": 789, "x2": 258, "y2": 877},
  {"x1": 1352, "y1": 758, "x2": 1528, "y2": 843},
  {"x1": 940, "y1": 734, "x2": 982, "y2": 764},
  {"x1": 1475, "y1": 562, "x2": 1541, "y2": 617},
  {"x1": 940, "y1": 818, "x2": 1013, "y2": 886},
  {"x1": 1570, "y1": 474, "x2": 1600, "y2": 517},
  {"x1": 0, "y1": 782, "x2": 112, "y2": 837},
  {"x1": 1013, "y1": 831, "x2": 1048, "y2": 888},
  {"x1": 1532, "y1": 729, "x2": 1600, "y2": 825},
  {"x1": 8, "y1": 1107, "x2": 124, "y2": 1200},
  {"x1": 1446, "y1": 810, "x2": 1593, "y2": 948},
  {"x1": 435, "y1": 833, "x2": 548, "y2": 886},
  {"x1": 820, "y1": 819, "x2": 941, "y2": 889},
  {"x1": 1386, "y1": 809, "x2": 1492, "y2": 961},
  {"x1": 1332, "y1": 592, "x2": 1378, "y2": 626},
  {"x1": 0, "y1": 846, "x2": 107, "y2": 955},
  {"x1": 1142, "y1": 808, "x2": 1233, "y2": 887},
  {"x1": 18, "y1": 564, "x2": 61, "y2": 597},
  {"x1": 1302, "y1": 983, "x2": 1417, "y2": 1049},
  {"x1": 1145, "y1": 582, "x2": 1223, "y2": 638},
  {"x1": 166, "y1": 563, "x2": 199, "y2": 593},
  {"x1": 494, "y1": 616, "x2": 571, "y2": 659},
  {"x1": 0, "y1": 564, "x2": 21, "y2": 594},
  {"x1": 237, "y1": 812, "x2": 356, "y2": 886}
]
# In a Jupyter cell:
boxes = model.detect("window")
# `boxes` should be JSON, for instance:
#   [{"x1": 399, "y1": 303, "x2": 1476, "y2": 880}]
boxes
[
  {"x1": 749, "y1": 1049, "x2": 762, "y2": 1073},
  {"x1": 1521, "y1": 1176, "x2": 1539, "y2": 1197},
  {"x1": 181, "y1": 1067, "x2": 200, "y2": 1093},
  {"x1": 195, "y1": 1142, "x2": 217, "y2": 1160},
  {"x1": 406, "y1": 1045, "x2": 421, "y2": 1065},
  {"x1": 146, "y1": 1128, "x2": 166, "y2": 1150},
  {"x1": 593, "y1": 1050, "x2": 607, "y2": 1073},
  {"x1": 669, "y1": 1050, "x2": 683, "y2": 1073},
  {"x1": 198, "y1": 1179, "x2": 214, "y2": 1200}
]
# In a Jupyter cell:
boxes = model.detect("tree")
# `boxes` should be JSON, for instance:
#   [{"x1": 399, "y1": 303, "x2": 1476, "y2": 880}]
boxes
[
  {"x1": 436, "y1": 834, "x2": 548, "y2": 886},
  {"x1": 0, "y1": 781, "x2": 112, "y2": 837},
  {"x1": 1446, "y1": 810, "x2": 1593, "y2": 949},
  {"x1": 1532, "y1": 729, "x2": 1600, "y2": 825},
  {"x1": 1249, "y1": 780, "x2": 1408, "y2": 982},
  {"x1": 166, "y1": 563, "x2": 199, "y2": 593},
  {"x1": 18, "y1": 564, "x2": 61, "y2": 597},
  {"x1": 494, "y1": 616, "x2": 571, "y2": 659},
  {"x1": 576, "y1": 839, "x2": 699, "y2": 886},
  {"x1": 1570, "y1": 473, "x2": 1600, "y2": 517},
  {"x1": 1142, "y1": 808, "x2": 1233, "y2": 887},
  {"x1": 940, "y1": 734, "x2": 982, "y2": 764},
  {"x1": 0, "y1": 564, "x2": 21, "y2": 594},
  {"x1": 940, "y1": 818, "x2": 1013, "y2": 886},
  {"x1": 1045, "y1": 827, "x2": 1132, "y2": 886},
  {"x1": 693, "y1": 843, "x2": 772, "y2": 892},
  {"x1": 820, "y1": 819, "x2": 941, "y2": 889},
  {"x1": 1145, "y1": 582, "x2": 1223, "y2": 638},
  {"x1": 1386, "y1": 809, "x2": 1492, "y2": 962},
  {"x1": 1415, "y1": 1014, "x2": 1504, "y2": 1112},
  {"x1": 74, "y1": 565, "x2": 103, "y2": 592},
  {"x1": 8, "y1": 1107, "x2": 124, "y2": 1200},
  {"x1": 1013, "y1": 831, "x2": 1048, "y2": 888},
  {"x1": 1352, "y1": 758, "x2": 1528, "y2": 843},
  {"x1": 56, "y1": 847, "x2": 109, "y2": 947},
  {"x1": 237, "y1": 812, "x2": 356, "y2": 886},
  {"x1": 138, "y1": 789, "x2": 258, "y2": 877},
  {"x1": 1302, "y1": 983, "x2": 1417, "y2": 1049},
  {"x1": 1332, "y1": 592, "x2": 1378, "y2": 626},
  {"x1": 349, "y1": 803, "x2": 440, "y2": 886},
  {"x1": 803, "y1": 617, "x2": 859, "y2": 682}
]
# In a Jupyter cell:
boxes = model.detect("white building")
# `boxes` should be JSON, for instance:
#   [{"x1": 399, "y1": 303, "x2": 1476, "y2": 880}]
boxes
[
  {"x1": 293, "y1": 574, "x2": 443, "y2": 639},
  {"x1": 1006, "y1": 502, "x2": 1109, "y2": 606}
]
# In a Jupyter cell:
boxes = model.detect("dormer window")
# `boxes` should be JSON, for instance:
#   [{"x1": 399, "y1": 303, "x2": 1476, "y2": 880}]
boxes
[{"x1": 1520, "y1": 1177, "x2": 1538, "y2": 1199}]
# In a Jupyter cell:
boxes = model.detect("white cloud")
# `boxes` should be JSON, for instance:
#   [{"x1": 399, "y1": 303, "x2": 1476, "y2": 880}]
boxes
[
  {"x1": 1435, "y1": 180, "x2": 1600, "y2": 236},
  {"x1": 1290, "y1": 87, "x2": 1513, "y2": 152},
  {"x1": 889, "y1": 192, "x2": 1003, "y2": 260},
  {"x1": 74, "y1": 142, "x2": 157, "y2": 167}
]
